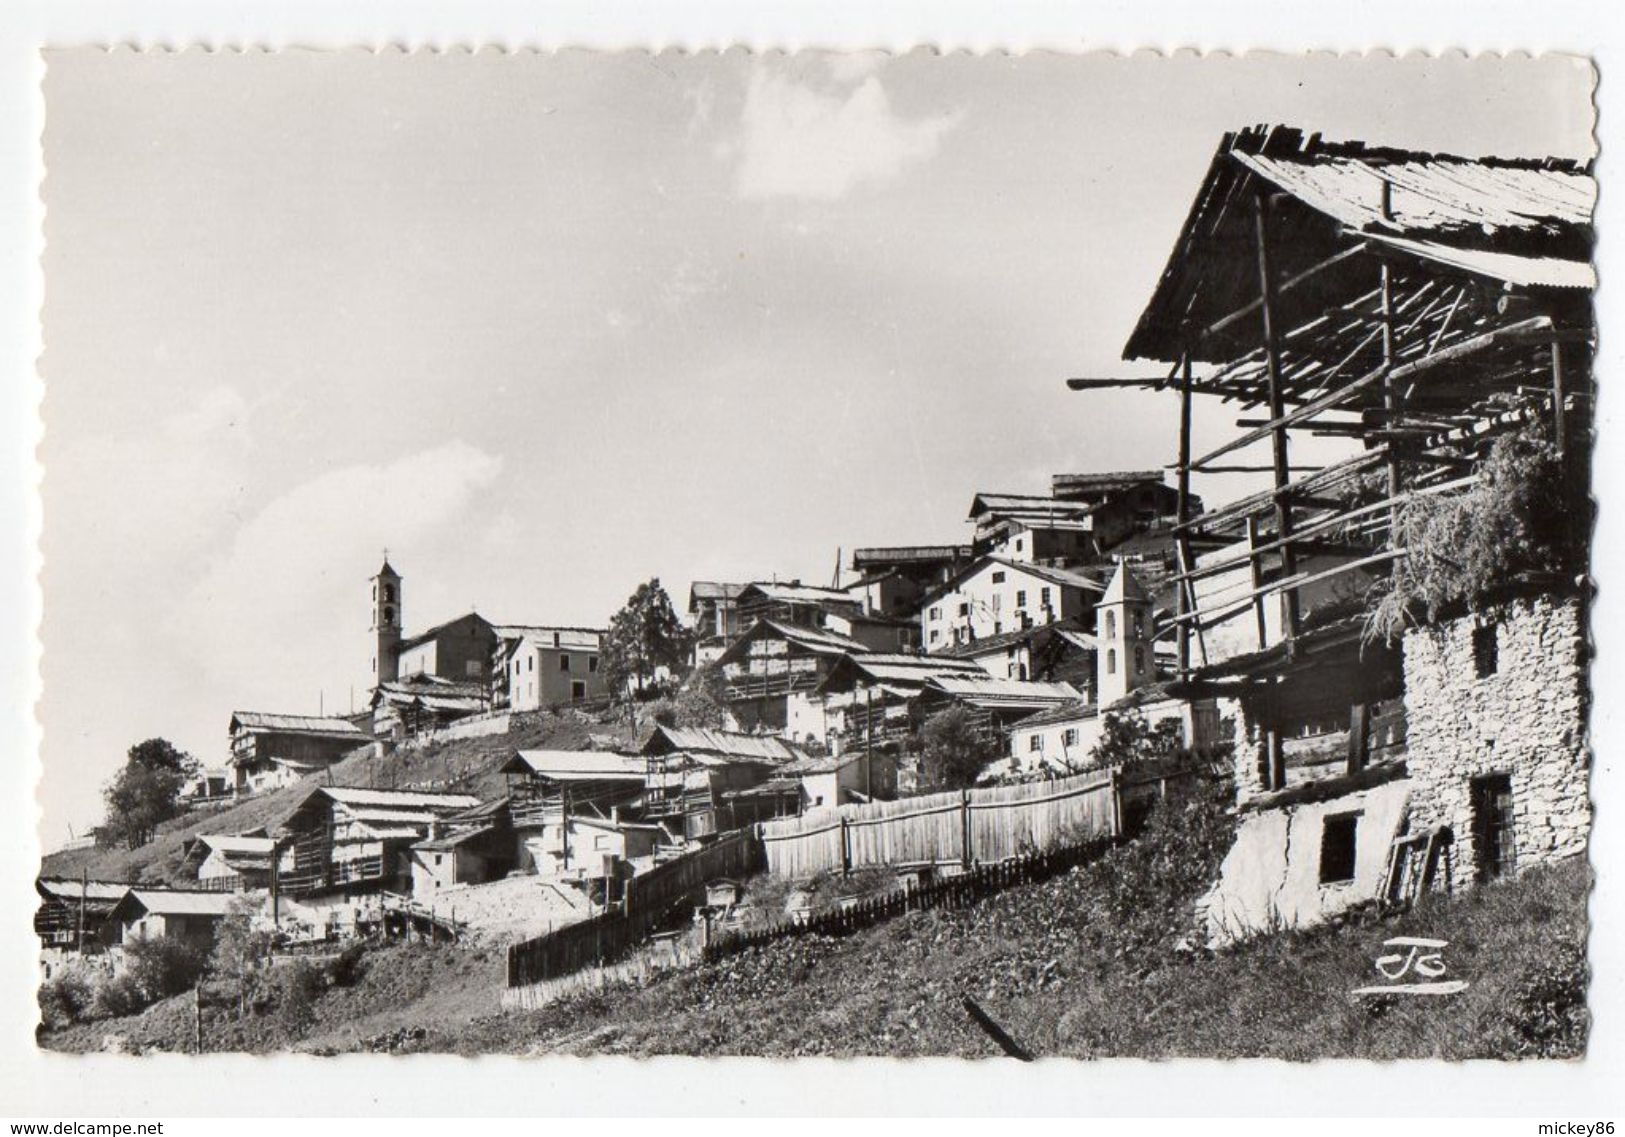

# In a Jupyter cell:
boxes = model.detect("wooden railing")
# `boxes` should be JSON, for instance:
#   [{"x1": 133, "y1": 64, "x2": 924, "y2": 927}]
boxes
[
  {"x1": 506, "y1": 830, "x2": 763, "y2": 988},
  {"x1": 705, "y1": 838, "x2": 1112, "y2": 963}
]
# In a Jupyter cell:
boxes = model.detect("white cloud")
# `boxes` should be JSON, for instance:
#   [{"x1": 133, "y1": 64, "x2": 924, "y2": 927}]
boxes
[
  {"x1": 179, "y1": 440, "x2": 504, "y2": 706},
  {"x1": 733, "y1": 69, "x2": 960, "y2": 202}
]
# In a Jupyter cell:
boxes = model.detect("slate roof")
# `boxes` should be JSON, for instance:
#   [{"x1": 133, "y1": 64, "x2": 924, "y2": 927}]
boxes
[
  {"x1": 640, "y1": 724, "x2": 806, "y2": 764},
  {"x1": 1126, "y1": 125, "x2": 1595, "y2": 362},
  {"x1": 229, "y1": 712, "x2": 368, "y2": 739},
  {"x1": 113, "y1": 890, "x2": 236, "y2": 919},
  {"x1": 502, "y1": 750, "x2": 648, "y2": 780}
]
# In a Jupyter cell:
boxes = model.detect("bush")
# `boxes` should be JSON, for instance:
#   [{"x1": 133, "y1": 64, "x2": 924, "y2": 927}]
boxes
[
  {"x1": 917, "y1": 707, "x2": 997, "y2": 791},
  {"x1": 93, "y1": 974, "x2": 147, "y2": 1019},
  {"x1": 1365, "y1": 423, "x2": 1588, "y2": 642},
  {"x1": 328, "y1": 942, "x2": 367, "y2": 988},
  {"x1": 38, "y1": 972, "x2": 94, "y2": 1030},
  {"x1": 124, "y1": 936, "x2": 208, "y2": 1003},
  {"x1": 276, "y1": 959, "x2": 326, "y2": 1032},
  {"x1": 1488, "y1": 940, "x2": 1589, "y2": 1058}
]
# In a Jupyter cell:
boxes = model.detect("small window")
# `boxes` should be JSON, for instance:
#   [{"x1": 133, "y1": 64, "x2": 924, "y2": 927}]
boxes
[
  {"x1": 553, "y1": 632, "x2": 562, "y2": 648},
  {"x1": 383, "y1": 584, "x2": 396, "y2": 603},
  {"x1": 958, "y1": 603, "x2": 970, "y2": 617},
  {"x1": 1016, "y1": 590, "x2": 1027, "y2": 608},
  {"x1": 1319, "y1": 813, "x2": 1360, "y2": 884},
  {"x1": 1133, "y1": 611, "x2": 1145, "y2": 638},
  {"x1": 1028, "y1": 735, "x2": 1042, "y2": 752},
  {"x1": 1062, "y1": 728, "x2": 1079, "y2": 747},
  {"x1": 1106, "y1": 611, "x2": 1117, "y2": 638},
  {"x1": 560, "y1": 654, "x2": 571, "y2": 672},
  {"x1": 1107, "y1": 648, "x2": 1117, "y2": 675},
  {"x1": 1040, "y1": 587, "x2": 1051, "y2": 607},
  {"x1": 1473, "y1": 623, "x2": 1498, "y2": 678},
  {"x1": 1015, "y1": 538, "x2": 1024, "y2": 553},
  {"x1": 929, "y1": 606, "x2": 941, "y2": 621},
  {"x1": 571, "y1": 680, "x2": 586, "y2": 700},
  {"x1": 991, "y1": 571, "x2": 1006, "y2": 584},
  {"x1": 589, "y1": 655, "x2": 599, "y2": 673},
  {"x1": 930, "y1": 629, "x2": 940, "y2": 643},
  {"x1": 1134, "y1": 646, "x2": 1146, "y2": 673},
  {"x1": 593, "y1": 835, "x2": 610, "y2": 851}
]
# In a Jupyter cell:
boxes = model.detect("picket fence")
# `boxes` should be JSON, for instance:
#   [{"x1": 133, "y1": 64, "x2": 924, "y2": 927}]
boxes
[
  {"x1": 761, "y1": 767, "x2": 1126, "y2": 878},
  {"x1": 703, "y1": 838, "x2": 1111, "y2": 964},
  {"x1": 505, "y1": 828, "x2": 761, "y2": 988}
]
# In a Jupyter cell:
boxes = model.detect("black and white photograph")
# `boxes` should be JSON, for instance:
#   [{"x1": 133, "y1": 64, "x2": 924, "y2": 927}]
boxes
[{"x1": 5, "y1": 26, "x2": 1615, "y2": 1114}]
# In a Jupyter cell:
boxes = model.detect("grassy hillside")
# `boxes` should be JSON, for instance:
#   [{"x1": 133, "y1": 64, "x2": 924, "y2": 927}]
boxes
[
  {"x1": 40, "y1": 781, "x2": 1590, "y2": 1059},
  {"x1": 40, "y1": 707, "x2": 633, "y2": 887}
]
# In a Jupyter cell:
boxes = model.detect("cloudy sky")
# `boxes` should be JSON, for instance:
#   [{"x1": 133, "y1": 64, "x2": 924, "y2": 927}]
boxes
[{"x1": 38, "y1": 49, "x2": 1594, "y2": 842}]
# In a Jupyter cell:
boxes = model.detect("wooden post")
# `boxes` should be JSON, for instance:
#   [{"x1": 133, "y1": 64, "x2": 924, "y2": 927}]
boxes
[
  {"x1": 1253, "y1": 192, "x2": 1301, "y2": 651},
  {"x1": 840, "y1": 816, "x2": 851, "y2": 876},
  {"x1": 1176, "y1": 352, "x2": 1194, "y2": 678},
  {"x1": 194, "y1": 984, "x2": 203, "y2": 1054},
  {"x1": 961, "y1": 789, "x2": 973, "y2": 869},
  {"x1": 76, "y1": 867, "x2": 87, "y2": 954},
  {"x1": 1245, "y1": 517, "x2": 1269, "y2": 651},
  {"x1": 1380, "y1": 262, "x2": 1403, "y2": 532},
  {"x1": 1551, "y1": 340, "x2": 1566, "y2": 458},
  {"x1": 1108, "y1": 766, "x2": 1121, "y2": 839},
  {"x1": 1267, "y1": 729, "x2": 1286, "y2": 792},
  {"x1": 1347, "y1": 703, "x2": 1370, "y2": 776}
]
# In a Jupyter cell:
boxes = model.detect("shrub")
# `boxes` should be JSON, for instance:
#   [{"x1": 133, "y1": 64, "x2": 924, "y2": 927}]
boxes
[
  {"x1": 328, "y1": 942, "x2": 368, "y2": 988},
  {"x1": 917, "y1": 707, "x2": 997, "y2": 791},
  {"x1": 38, "y1": 972, "x2": 94, "y2": 1030},
  {"x1": 93, "y1": 973, "x2": 147, "y2": 1019},
  {"x1": 123, "y1": 936, "x2": 208, "y2": 1003},
  {"x1": 276, "y1": 959, "x2": 326, "y2": 1032},
  {"x1": 1365, "y1": 423, "x2": 1588, "y2": 643},
  {"x1": 1488, "y1": 940, "x2": 1589, "y2": 1058}
]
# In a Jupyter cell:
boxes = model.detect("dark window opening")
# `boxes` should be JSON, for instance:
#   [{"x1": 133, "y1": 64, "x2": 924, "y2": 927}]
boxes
[
  {"x1": 1471, "y1": 773, "x2": 1517, "y2": 881},
  {"x1": 1319, "y1": 813, "x2": 1360, "y2": 884},
  {"x1": 559, "y1": 655, "x2": 571, "y2": 672},
  {"x1": 1473, "y1": 623, "x2": 1499, "y2": 678}
]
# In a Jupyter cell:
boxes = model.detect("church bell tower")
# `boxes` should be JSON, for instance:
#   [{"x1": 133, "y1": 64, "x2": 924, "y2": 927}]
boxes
[
  {"x1": 1095, "y1": 561, "x2": 1152, "y2": 708},
  {"x1": 372, "y1": 556, "x2": 402, "y2": 686}
]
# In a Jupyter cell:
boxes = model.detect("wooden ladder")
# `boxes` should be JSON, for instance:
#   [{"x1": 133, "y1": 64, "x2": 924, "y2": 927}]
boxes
[{"x1": 1383, "y1": 825, "x2": 1451, "y2": 906}]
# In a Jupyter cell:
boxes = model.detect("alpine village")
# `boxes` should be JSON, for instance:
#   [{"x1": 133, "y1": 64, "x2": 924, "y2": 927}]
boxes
[{"x1": 37, "y1": 126, "x2": 1595, "y2": 1059}]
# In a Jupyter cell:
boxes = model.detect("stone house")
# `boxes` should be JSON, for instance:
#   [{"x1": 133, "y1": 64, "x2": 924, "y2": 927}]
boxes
[
  {"x1": 919, "y1": 556, "x2": 1103, "y2": 653},
  {"x1": 1402, "y1": 589, "x2": 1590, "y2": 890},
  {"x1": 492, "y1": 625, "x2": 607, "y2": 710}
]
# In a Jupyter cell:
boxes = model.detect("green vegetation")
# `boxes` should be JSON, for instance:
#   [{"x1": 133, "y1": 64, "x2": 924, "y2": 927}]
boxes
[
  {"x1": 102, "y1": 738, "x2": 199, "y2": 849},
  {"x1": 1366, "y1": 424, "x2": 1589, "y2": 643},
  {"x1": 917, "y1": 706, "x2": 997, "y2": 790},
  {"x1": 602, "y1": 577, "x2": 693, "y2": 701}
]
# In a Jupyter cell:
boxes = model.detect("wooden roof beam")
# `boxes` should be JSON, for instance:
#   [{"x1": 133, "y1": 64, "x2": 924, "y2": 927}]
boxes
[{"x1": 1189, "y1": 314, "x2": 1554, "y2": 470}]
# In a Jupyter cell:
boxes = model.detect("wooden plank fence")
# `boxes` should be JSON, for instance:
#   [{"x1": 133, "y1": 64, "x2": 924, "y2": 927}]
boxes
[
  {"x1": 762, "y1": 767, "x2": 1132, "y2": 877},
  {"x1": 704, "y1": 838, "x2": 1112, "y2": 964},
  {"x1": 506, "y1": 828, "x2": 762, "y2": 988}
]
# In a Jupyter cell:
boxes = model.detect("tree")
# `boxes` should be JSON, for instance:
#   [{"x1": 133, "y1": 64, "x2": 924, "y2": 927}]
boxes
[
  {"x1": 602, "y1": 578, "x2": 692, "y2": 700},
  {"x1": 917, "y1": 706, "x2": 996, "y2": 791},
  {"x1": 1089, "y1": 709, "x2": 1182, "y2": 770},
  {"x1": 102, "y1": 737, "x2": 198, "y2": 849}
]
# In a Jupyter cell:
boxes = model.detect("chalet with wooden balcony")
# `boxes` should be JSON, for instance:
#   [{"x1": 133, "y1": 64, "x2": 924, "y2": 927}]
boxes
[
  {"x1": 179, "y1": 833, "x2": 278, "y2": 892},
  {"x1": 35, "y1": 877, "x2": 127, "y2": 956},
  {"x1": 273, "y1": 786, "x2": 481, "y2": 901},
  {"x1": 688, "y1": 581, "x2": 748, "y2": 665},
  {"x1": 814, "y1": 653, "x2": 986, "y2": 755},
  {"x1": 227, "y1": 711, "x2": 373, "y2": 797},
  {"x1": 638, "y1": 725, "x2": 808, "y2": 839},
  {"x1": 500, "y1": 750, "x2": 650, "y2": 871},
  {"x1": 714, "y1": 618, "x2": 871, "y2": 736},
  {"x1": 846, "y1": 544, "x2": 974, "y2": 620}
]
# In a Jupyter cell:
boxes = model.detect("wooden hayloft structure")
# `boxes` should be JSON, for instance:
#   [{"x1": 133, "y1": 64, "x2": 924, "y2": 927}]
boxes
[{"x1": 1075, "y1": 125, "x2": 1594, "y2": 789}]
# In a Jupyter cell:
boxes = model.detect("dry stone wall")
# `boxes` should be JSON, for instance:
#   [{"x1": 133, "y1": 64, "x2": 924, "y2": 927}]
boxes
[{"x1": 1402, "y1": 592, "x2": 1590, "y2": 890}]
